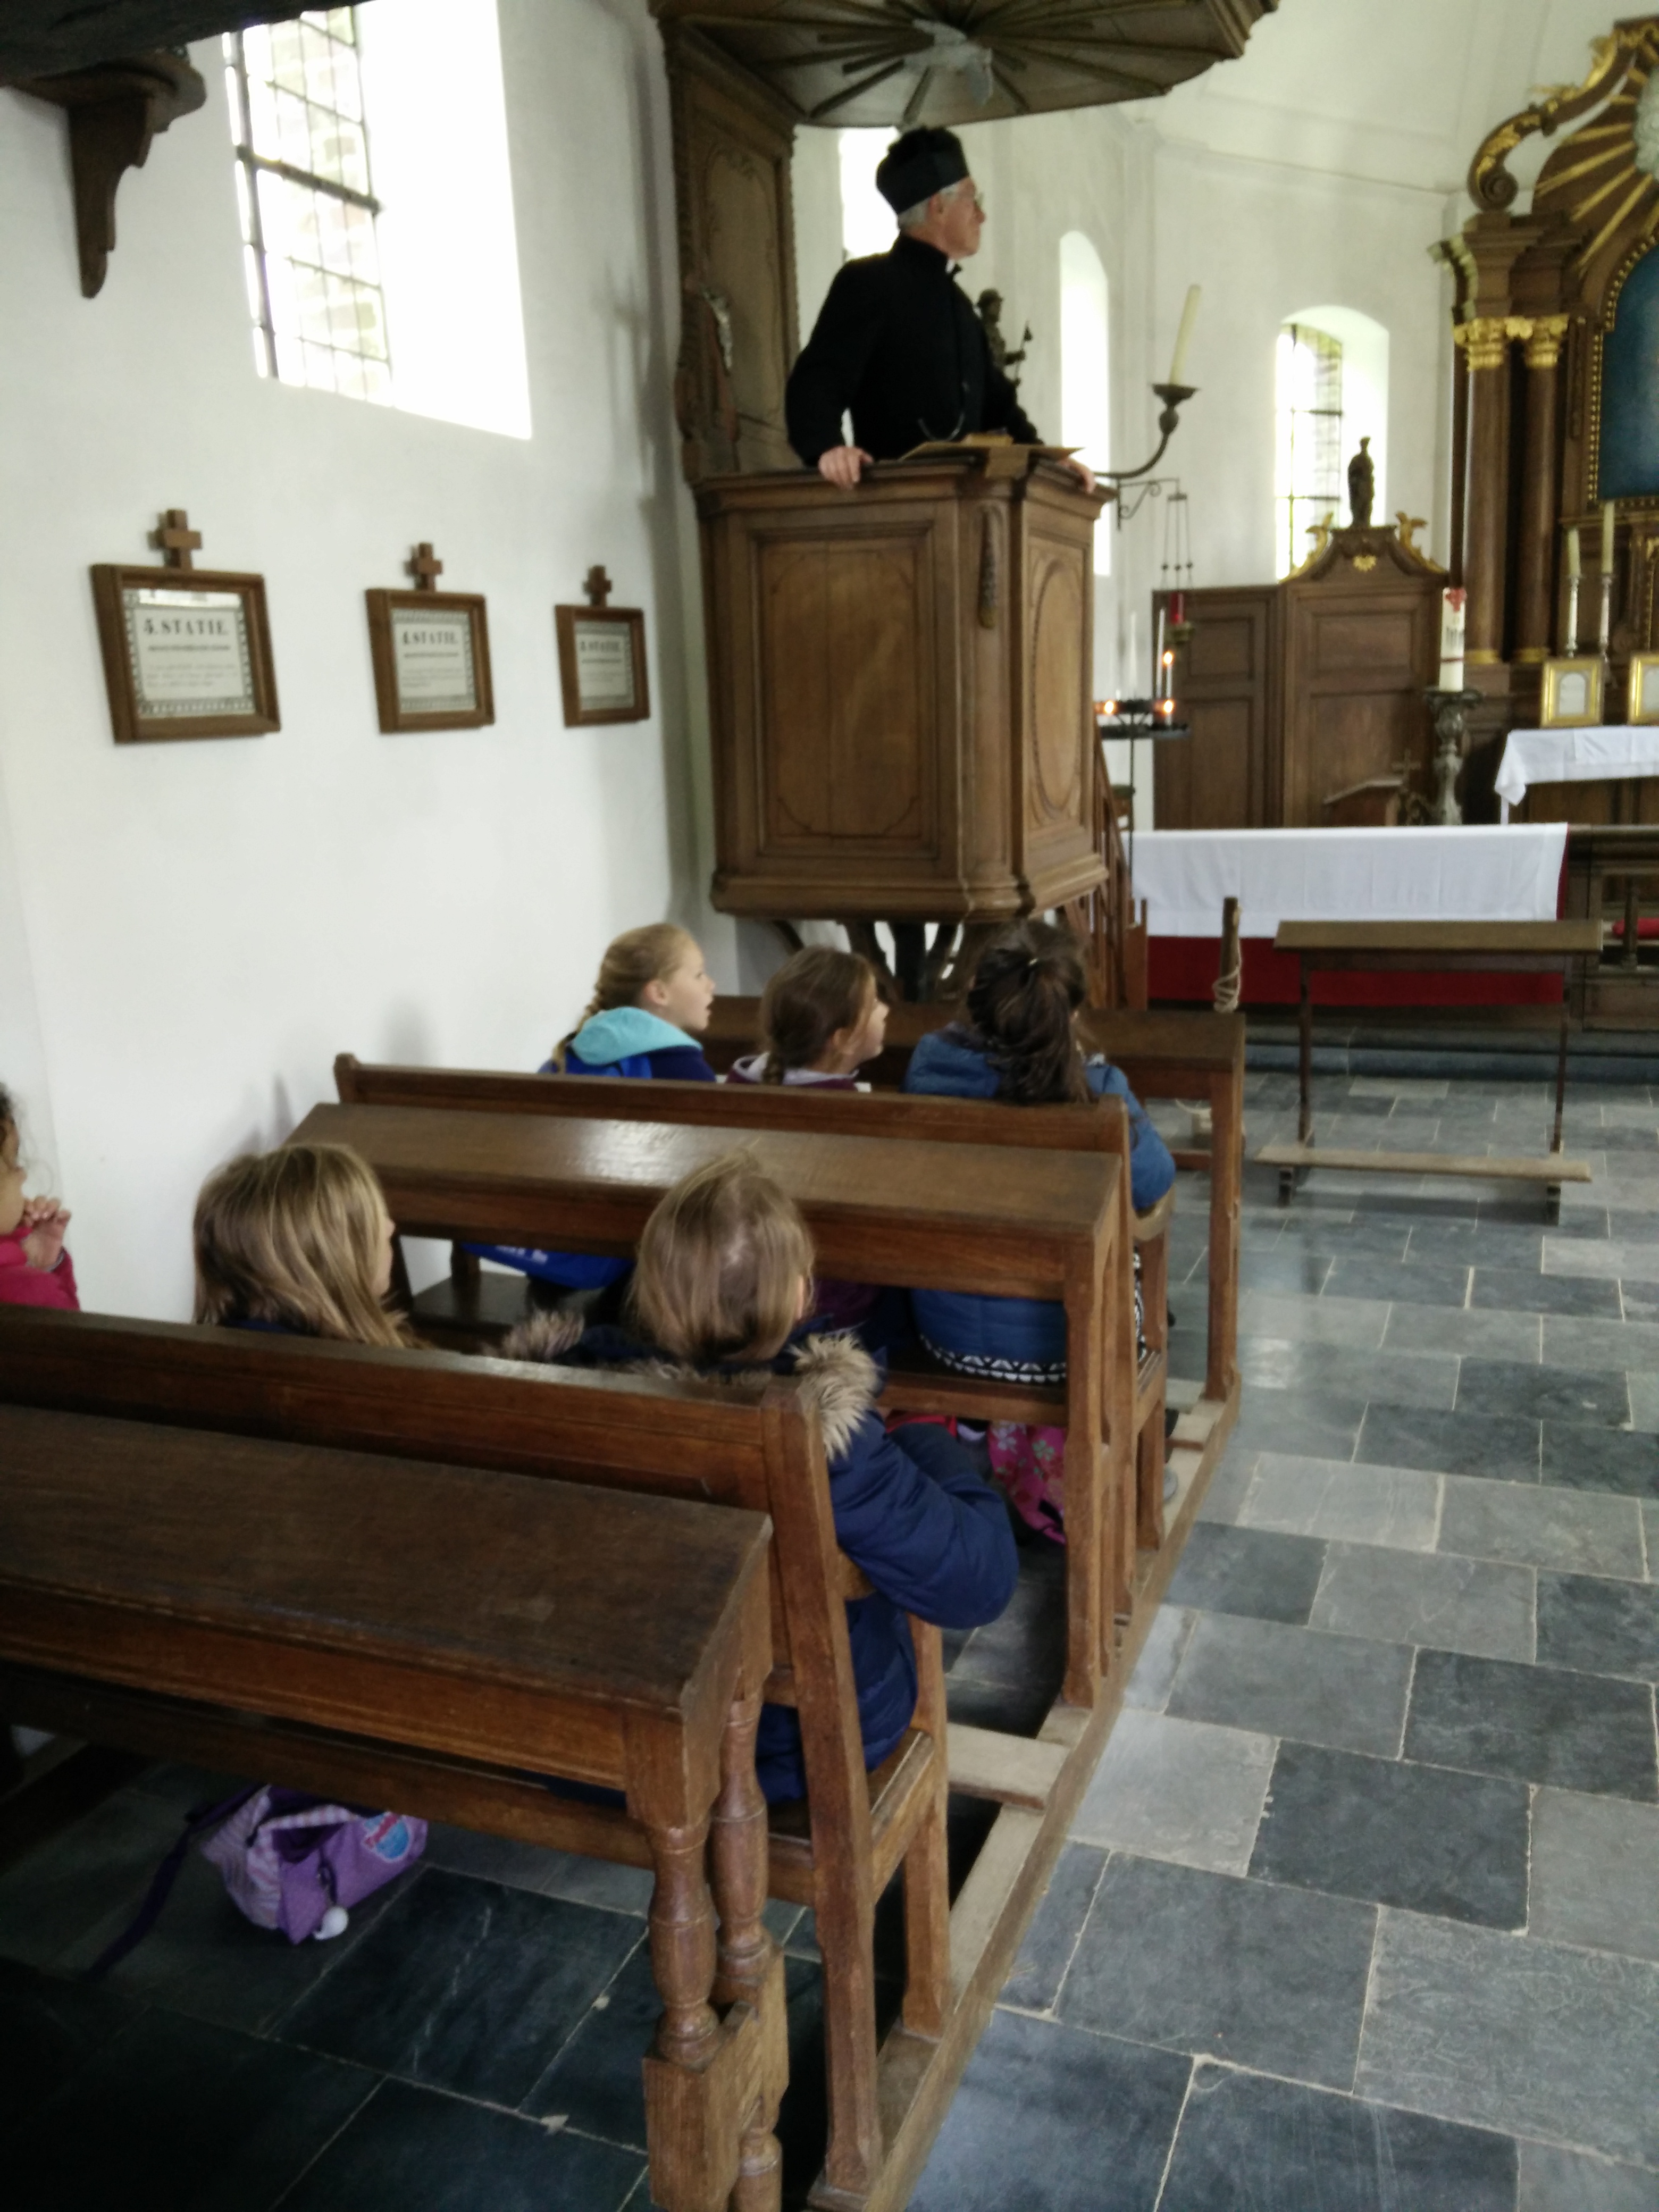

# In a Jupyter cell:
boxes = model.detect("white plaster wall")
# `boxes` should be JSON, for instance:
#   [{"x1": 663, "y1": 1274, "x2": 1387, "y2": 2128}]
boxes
[{"x1": 0, "y1": 0, "x2": 702, "y2": 1319}]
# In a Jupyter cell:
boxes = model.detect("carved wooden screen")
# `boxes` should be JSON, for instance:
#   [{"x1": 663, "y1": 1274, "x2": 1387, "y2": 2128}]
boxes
[{"x1": 663, "y1": 23, "x2": 799, "y2": 483}]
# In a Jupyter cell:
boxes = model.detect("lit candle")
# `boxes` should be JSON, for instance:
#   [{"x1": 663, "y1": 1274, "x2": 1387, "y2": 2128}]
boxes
[
  {"x1": 1567, "y1": 526, "x2": 1581, "y2": 581},
  {"x1": 1602, "y1": 499, "x2": 1615, "y2": 574},
  {"x1": 1168, "y1": 285, "x2": 1201, "y2": 387},
  {"x1": 1437, "y1": 585, "x2": 1466, "y2": 691}
]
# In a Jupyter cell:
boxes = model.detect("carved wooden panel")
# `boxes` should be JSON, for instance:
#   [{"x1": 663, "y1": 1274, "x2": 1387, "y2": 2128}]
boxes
[
  {"x1": 1028, "y1": 550, "x2": 1086, "y2": 826},
  {"x1": 662, "y1": 24, "x2": 798, "y2": 483},
  {"x1": 1281, "y1": 578, "x2": 1439, "y2": 825},
  {"x1": 757, "y1": 533, "x2": 932, "y2": 851},
  {"x1": 1154, "y1": 588, "x2": 1276, "y2": 828}
]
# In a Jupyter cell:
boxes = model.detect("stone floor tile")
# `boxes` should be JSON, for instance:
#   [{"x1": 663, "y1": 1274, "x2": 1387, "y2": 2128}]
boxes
[
  {"x1": 1121, "y1": 1604, "x2": 1197, "y2": 1711},
  {"x1": 1060, "y1": 1853, "x2": 1376, "y2": 2090},
  {"x1": 1069, "y1": 1710, "x2": 1274, "y2": 1874},
  {"x1": 1356, "y1": 1908, "x2": 1659, "y2": 2167},
  {"x1": 1160, "y1": 2061, "x2": 1518, "y2": 2212},
  {"x1": 1536, "y1": 1571, "x2": 1659, "y2": 1682},
  {"x1": 1457, "y1": 1358, "x2": 1631, "y2": 1427},
  {"x1": 1529, "y1": 1788, "x2": 1659, "y2": 1963},
  {"x1": 1166, "y1": 1613, "x2": 1413, "y2": 1757},
  {"x1": 1472, "y1": 1266, "x2": 1626, "y2": 1318},
  {"x1": 1194, "y1": 1445, "x2": 1255, "y2": 1526},
  {"x1": 1356, "y1": 1402, "x2": 1540, "y2": 1483},
  {"x1": 1238, "y1": 1338, "x2": 1460, "y2": 1409},
  {"x1": 7, "y1": 2002, "x2": 378, "y2": 2212},
  {"x1": 999, "y1": 1842, "x2": 1108, "y2": 2012},
  {"x1": 1239, "y1": 1291, "x2": 1390, "y2": 1347},
  {"x1": 1231, "y1": 1388, "x2": 1367, "y2": 1462},
  {"x1": 0, "y1": 1787, "x2": 180, "y2": 1971},
  {"x1": 280, "y1": 2077, "x2": 644, "y2": 2212},
  {"x1": 1325, "y1": 1253, "x2": 1472, "y2": 1306},
  {"x1": 522, "y1": 1943, "x2": 657, "y2": 2149},
  {"x1": 1405, "y1": 1649, "x2": 1657, "y2": 1803},
  {"x1": 1646, "y1": 1501, "x2": 1657, "y2": 1576},
  {"x1": 278, "y1": 1870, "x2": 642, "y2": 2107},
  {"x1": 1237, "y1": 1452, "x2": 1441, "y2": 1551},
  {"x1": 0, "y1": 1956, "x2": 144, "y2": 2146},
  {"x1": 908, "y1": 2006, "x2": 1189, "y2": 2212},
  {"x1": 1250, "y1": 1741, "x2": 1529, "y2": 1928},
  {"x1": 1544, "y1": 1316, "x2": 1659, "y2": 1372},
  {"x1": 1310, "y1": 1544, "x2": 1536, "y2": 1662},
  {"x1": 1543, "y1": 1238, "x2": 1654, "y2": 1283},
  {"x1": 1164, "y1": 1522, "x2": 1328, "y2": 1627},
  {"x1": 1238, "y1": 1247, "x2": 1334, "y2": 1295},
  {"x1": 1439, "y1": 1476, "x2": 1647, "y2": 1580},
  {"x1": 1628, "y1": 1373, "x2": 1659, "y2": 1432},
  {"x1": 1385, "y1": 1304, "x2": 1542, "y2": 1361},
  {"x1": 1518, "y1": 2140, "x2": 1659, "y2": 2211},
  {"x1": 1543, "y1": 1422, "x2": 1659, "y2": 1499},
  {"x1": 1351, "y1": 1076, "x2": 1449, "y2": 1100}
]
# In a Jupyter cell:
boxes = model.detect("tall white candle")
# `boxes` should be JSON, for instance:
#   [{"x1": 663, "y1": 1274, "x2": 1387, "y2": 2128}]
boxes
[
  {"x1": 1567, "y1": 526, "x2": 1581, "y2": 581},
  {"x1": 1437, "y1": 585, "x2": 1466, "y2": 691},
  {"x1": 1602, "y1": 499, "x2": 1616, "y2": 574},
  {"x1": 1168, "y1": 285, "x2": 1201, "y2": 387}
]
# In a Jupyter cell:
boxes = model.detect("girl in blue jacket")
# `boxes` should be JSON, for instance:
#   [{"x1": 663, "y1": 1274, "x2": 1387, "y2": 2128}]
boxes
[
  {"x1": 470, "y1": 922, "x2": 717, "y2": 1295},
  {"x1": 902, "y1": 921, "x2": 1176, "y2": 1539},
  {"x1": 504, "y1": 1152, "x2": 1017, "y2": 1804}
]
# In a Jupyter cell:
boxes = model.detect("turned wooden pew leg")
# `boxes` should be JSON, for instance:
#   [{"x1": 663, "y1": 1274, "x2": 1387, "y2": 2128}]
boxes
[
  {"x1": 1137, "y1": 1227, "x2": 1170, "y2": 1552},
  {"x1": 711, "y1": 1684, "x2": 785, "y2": 2212},
  {"x1": 1298, "y1": 957, "x2": 1314, "y2": 1149},
  {"x1": 901, "y1": 1620, "x2": 951, "y2": 2043},
  {"x1": 1207, "y1": 1067, "x2": 1242, "y2": 1406},
  {"x1": 642, "y1": 1814, "x2": 726, "y2": 2212}
]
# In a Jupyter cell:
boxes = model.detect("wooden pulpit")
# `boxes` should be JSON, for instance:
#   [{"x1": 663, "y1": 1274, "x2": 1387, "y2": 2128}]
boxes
[{"x1": 696, "y1": 450, "x2": 1109, "y2": 927}]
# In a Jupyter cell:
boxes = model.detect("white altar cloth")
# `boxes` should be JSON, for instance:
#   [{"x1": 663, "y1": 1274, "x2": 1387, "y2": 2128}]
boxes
[
  {"x1": 1128, "y1": 826, "x2": 1566, "y2": 939},
  {"x1": 1495, "y1": 725, "x2": 1659, "y2": 815}
]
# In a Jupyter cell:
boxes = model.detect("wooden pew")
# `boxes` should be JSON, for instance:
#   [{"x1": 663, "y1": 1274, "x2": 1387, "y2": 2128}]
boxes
[
  {"x1": 0, "y1": 1306, "x2": 955, "y2": 2211},
  {"x1": 333, "y1": 1055, "x2": 1172, "y2": 1576},
  {"x1": 0, "y1": 1389, "x2": 779, "y2": 2212},
  {"x1": 288, "y1": 1101, "x2": 1121, "y2": 1714},
  {"x1": 698, "y1": 998, "x2": 1242, "y2": 1400},
  {"x1": 693, "y1": 997, "x2": 1245, "y2": 1475}
]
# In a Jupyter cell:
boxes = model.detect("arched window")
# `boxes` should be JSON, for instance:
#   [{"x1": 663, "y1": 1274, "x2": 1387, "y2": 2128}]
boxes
[
  {"x1": 1274, "y1": 305, "x2": 1388, "y2": 576},
  {"x1": 1060, "y1": 232, "x2": 1110, "y2": 576},
  {"x1": 839, "y1": 128, "x2": 895, "y2": 260}
]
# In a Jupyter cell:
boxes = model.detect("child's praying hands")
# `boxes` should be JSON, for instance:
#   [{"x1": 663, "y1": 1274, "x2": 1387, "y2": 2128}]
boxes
[{"x1": 19, "y1": 1194, "x2": 71, "y2": 1273}]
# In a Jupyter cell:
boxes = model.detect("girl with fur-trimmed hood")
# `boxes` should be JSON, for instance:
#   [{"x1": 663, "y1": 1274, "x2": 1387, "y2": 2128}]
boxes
[{"x1": 505, "y1": 1152, "x2": 1017, "y2": 1805}]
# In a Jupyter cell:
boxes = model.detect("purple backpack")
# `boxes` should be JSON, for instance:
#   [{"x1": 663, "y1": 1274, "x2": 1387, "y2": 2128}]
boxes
[{"x1": 88, "y1": 1784, "x2": 425, "y2": 1977}]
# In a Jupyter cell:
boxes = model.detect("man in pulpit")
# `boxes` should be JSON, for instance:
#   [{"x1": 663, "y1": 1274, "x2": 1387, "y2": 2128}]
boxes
[{"x1": 787, "y1": 127, "x2": 1078, "y2": 489}]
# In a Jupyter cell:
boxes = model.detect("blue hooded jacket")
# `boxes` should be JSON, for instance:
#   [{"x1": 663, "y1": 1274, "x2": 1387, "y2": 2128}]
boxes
[
  {"x1": 901, "y1": 1024, "x2": 1176, "y2": 1375},
  {"x1": 509, "y1": 1314, "x2": 1018, "y2": 1803},
  {"x1": 467, "y1": 1008, "x2": 716, "y2": 1288}
]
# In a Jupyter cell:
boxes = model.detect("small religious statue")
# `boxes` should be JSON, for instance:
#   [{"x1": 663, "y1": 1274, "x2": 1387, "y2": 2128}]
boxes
[
  {"x1": 1347, "y1": 436, "x2": 1375, "y2": 527},
  {"x1": 975, "y1": 288, "x2": 1031, "y2": 389}
]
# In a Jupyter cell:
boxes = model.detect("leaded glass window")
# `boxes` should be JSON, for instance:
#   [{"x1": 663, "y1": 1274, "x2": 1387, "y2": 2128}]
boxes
[
  {"x1": 224, "y1": 11, "x2": 391, "y2": 403},
  {"x1": 1275, "y1": 323, "x2": 1343, "y2": 579}
]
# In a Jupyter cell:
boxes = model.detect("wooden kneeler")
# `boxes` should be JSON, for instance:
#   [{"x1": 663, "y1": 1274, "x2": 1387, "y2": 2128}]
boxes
[{"x1": 0, "y1": 1310, "x2": 944, "y2": 2209}]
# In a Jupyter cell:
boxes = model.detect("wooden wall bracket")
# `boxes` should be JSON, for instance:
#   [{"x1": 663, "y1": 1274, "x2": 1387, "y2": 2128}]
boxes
[{"x1": 7, "y1": 50, "x2": 206, "y2": 297}]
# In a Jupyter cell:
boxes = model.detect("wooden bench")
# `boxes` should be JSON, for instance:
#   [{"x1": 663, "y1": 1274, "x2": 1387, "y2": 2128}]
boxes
[
  {"x1": 0, "y1": 1304, "x2": 1008, "y2": 2212},
  {"x1": 334, "y1": 1053, "x2": 1171, "y2": 1582},
  {"x1": 1265, "y1": 921, "x2": 1601, "y2": 1219},
  {"x1": 0, "y1": 1388, "x2": 780, "y2": 2212},
  {"x1": 697, "y1": 998, "x2": 1244, "y2": 1481},
  {"x1": 289, "y1": 1100, "x2": 1124, "y2": 1716}
]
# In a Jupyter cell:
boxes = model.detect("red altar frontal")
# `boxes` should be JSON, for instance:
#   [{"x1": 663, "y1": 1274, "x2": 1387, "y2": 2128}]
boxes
[{"x1": 1131, "y1": 826, "x2": 1569, "y2": 1008}]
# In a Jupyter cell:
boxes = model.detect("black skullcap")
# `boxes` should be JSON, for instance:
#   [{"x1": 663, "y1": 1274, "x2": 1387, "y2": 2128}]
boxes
[{"x1": 875, "y1": 127, "x2": 968, "y2": 215}]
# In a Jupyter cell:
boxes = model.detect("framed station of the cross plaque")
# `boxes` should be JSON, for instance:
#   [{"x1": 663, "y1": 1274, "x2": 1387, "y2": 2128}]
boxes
[
  {"x1": 365, "y1": 588, "x2": 495, "y2": 732},
  {"x1": 90, "y1": 563, "x2": 280, "y2": 743}
]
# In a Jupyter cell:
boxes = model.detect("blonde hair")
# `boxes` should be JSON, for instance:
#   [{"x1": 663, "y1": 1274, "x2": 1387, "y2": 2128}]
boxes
[
  {"x1": 552, "y1": 923, "x2": 698, "y2": 1070},
  {"x1": 194, "y1": 1144, "x2": 412, "y2": 1349},
  {"x1": 630, "y1": 1152, "x2": 814, "y2": 1363},
  {"x1": 756, "y1": 948, "x2": 879, "y2": 1083}
]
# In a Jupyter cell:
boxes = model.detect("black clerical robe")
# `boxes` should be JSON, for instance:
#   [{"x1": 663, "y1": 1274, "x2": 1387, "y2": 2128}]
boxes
[{"x1": 786, "y1": 232, "x2": 1040, "y2": 467}]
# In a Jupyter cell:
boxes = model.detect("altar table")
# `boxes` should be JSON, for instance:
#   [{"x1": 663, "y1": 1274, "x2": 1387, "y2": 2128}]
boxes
[
  {"x1": 1495, "y1": 726, "x2": 1659, "y2": 819},
  {"x1": 1129, "y1": 827, "x2": 1568, "y2": 1007}
]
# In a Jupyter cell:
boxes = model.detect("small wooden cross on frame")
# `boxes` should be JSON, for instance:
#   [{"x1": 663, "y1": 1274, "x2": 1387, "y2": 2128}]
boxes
[
  {"x1": 150, "y1": 508, "x2": 203, "y2": 571},
  {"x1": 407, "y1": 542, "x2": 444, "y2": 592},
  {"x1": 583, "y1": 565, "x2": 612, "y2": 609}
]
